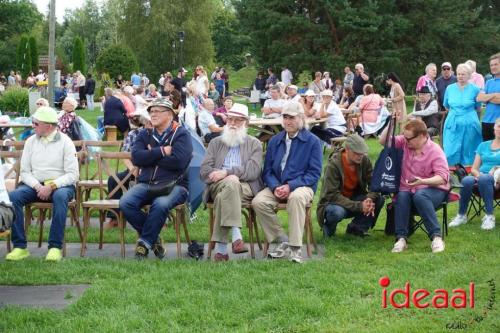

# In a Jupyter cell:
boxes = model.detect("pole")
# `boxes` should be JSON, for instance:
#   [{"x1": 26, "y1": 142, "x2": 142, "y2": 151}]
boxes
[
  {"x1": 178, "y1": 31, "x2": 184, "y2": 70},
  {"x1": 47, "y1": 0, "x2": 56, "y2": 107}
]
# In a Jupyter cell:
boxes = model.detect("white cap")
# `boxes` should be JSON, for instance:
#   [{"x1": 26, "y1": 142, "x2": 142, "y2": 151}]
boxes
[
  {"x1": 321, "y1": 89, "x2": 333, "y2": 97},
  {"x1": 227, "y1": 103, "x2": 249, "y2": 119},
  {"x1": 281, "y1": 101, "x2": 304, "y2": 116},
  {"x1": 441, "y1": 62, "x2": 452, "y2": 69},
  {"x1": 304, "y1": 89, "x2": 316, "y2": 97}
]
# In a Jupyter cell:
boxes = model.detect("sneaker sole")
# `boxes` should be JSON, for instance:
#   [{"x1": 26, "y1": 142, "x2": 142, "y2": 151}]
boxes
[{"x1": 6, "y1": 254, "x2": 30, "y2": 261}]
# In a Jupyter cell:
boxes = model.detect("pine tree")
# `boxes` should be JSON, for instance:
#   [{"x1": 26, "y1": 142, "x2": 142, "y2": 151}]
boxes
[
  {"x1": 72, "y1": 37, "x2": 86, "y2": 73},
  {"x1": 29, "y1": 36, "x2": 38, "y2": 72}
]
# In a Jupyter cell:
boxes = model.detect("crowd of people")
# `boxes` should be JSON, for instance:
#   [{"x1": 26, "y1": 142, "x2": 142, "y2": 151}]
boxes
[{"x1": 1, "y1": 51, "x2": 499, "y2": 263}]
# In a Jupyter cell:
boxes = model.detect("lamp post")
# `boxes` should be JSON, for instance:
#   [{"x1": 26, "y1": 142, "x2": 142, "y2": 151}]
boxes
[{"x1": 178, "y1": 31, "x2": 185, "y2": 69}]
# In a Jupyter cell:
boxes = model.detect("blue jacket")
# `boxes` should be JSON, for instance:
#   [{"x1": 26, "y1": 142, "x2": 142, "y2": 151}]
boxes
[
  {"x1": 132, "y1": 124, "x2": 193, "y2": 189},
  {"x1": 263, "y1": 128, "x2": 322, "y2": 192}
]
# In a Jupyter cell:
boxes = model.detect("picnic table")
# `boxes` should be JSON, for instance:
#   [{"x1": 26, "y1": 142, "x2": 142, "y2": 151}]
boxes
[
  {"x1": 0, "y1": 119, "x2": 32, "y2": 140},
  {"x1": 248, "y1": 116, "x2": 328, "y2": 136}
]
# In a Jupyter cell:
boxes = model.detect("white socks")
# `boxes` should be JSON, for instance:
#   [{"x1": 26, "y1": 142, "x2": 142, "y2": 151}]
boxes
[
  {"x1": 215, "y1": 242, "x2": 228, "y2": 255},
  {"x1": 232, "y1": 227, "x2": 242, "y2": 242}
]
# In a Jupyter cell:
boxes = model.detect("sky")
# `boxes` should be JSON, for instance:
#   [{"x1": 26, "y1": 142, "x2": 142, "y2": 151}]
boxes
[{"x1": 33, "y1": 0, "x2": 91, "y2": 23}]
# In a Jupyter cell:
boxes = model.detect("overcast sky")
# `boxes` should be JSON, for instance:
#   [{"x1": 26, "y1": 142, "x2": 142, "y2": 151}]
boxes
[{"x1": 33, "y1": 0, "x2": 92, "y2": 23}]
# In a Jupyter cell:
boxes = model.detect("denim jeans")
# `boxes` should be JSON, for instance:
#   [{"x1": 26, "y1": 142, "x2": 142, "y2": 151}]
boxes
[
  {"x1": 310, "y1": 125, "x2": 345, "y2": 144},
  {"x1": 459, "y1": 175, "x2": 494, "y2": 215},
  {"x1": 119, "y1": 183, "x2": 188, "y2": 248},
  {"x1": 8, "y1": 184, "x2": 75, "y2": 249},
  {"x1": 324, "y1": 194, "x2": 384, "y2": 236},
  {"x1": 86, "y1": 94, "x2": 94, "y2": 110},
  {"x1": 97, "y1": 116, "x2": 104, "y2": 137},
  {"x1": 394, "y1": 188, "x2": 447, "y2": 240}
]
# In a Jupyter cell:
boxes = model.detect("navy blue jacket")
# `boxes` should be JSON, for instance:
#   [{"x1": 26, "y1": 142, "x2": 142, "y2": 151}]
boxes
[
  {"x1": 103, "y1": 96, "x2": 130, "y2": 133},
  {"x1": 263, "y1": 128, "x2": 322, "y2": 193},
  {"x1": 132, "y1": 124, "x2": 193, "y2": 189}
]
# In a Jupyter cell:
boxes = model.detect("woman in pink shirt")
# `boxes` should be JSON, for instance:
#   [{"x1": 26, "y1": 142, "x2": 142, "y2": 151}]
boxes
[
  {"x1": 359, "y1": 84, "x2": 385, "y2": 123},
  {"x1": 380, "y1": 119, "x2": 449, "y2": 254}
]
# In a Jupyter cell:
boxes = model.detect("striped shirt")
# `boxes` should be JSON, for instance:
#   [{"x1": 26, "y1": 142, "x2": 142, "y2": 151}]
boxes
[{"x1": 222, "y1": 146, "x2": 241, "y2": 170}]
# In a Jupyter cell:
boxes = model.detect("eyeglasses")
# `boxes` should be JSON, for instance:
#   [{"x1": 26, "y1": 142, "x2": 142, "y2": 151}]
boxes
[
  {"x1": 148, "y1": 109, "x2": 168, "y2": 115},
  {"x1": 404, "y1": 134, "x2": 419, "y2": 142},
  {"x1": 36, "y1": 103, "x2": 44, "y2": 106},
  {"x1": 442, "y1": 67, "x2": 451, "y2": 71}
]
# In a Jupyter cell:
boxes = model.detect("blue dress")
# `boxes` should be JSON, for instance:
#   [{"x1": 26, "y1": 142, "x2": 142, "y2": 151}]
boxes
[{"x1": 443, "y1": 83, "x2": 482, "y2": 165}]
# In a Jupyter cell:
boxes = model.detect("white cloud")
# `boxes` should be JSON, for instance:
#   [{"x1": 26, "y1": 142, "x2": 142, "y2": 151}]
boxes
[{"x1": 33, "y1": 0, "x2": 100, "y2": 23}]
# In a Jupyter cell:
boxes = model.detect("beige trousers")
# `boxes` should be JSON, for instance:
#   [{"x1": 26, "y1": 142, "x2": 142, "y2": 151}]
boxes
[
  {"x1": 209, "y1": 177, "x2": 253, "y2": 243},
  {"x1": 252, "y1": 186, "x2": 313, "y2": 247}
]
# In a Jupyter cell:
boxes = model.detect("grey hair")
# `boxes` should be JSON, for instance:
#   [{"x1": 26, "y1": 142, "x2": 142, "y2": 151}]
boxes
[
  {"x1": 465, "y1": 60, "x2": 476, "y2": 71},
  {"x1": 456, "y1": 63, "x2": 472, "y2": 77},
  {"x1": 64, "y1": 96, "x2": 78, "y2": 109},
  {"x1": 425, "y1": 63, "x2": 437, "y2": 73},
  {"x1": 104, "y1": 88, "x2": 114, "y2": 96},
  {"x1": 355, "y1": 63, "x2": 364, "y2": 70},
  {"x1": 35, "y1": 98, "x2": 49, "y2": 107}
]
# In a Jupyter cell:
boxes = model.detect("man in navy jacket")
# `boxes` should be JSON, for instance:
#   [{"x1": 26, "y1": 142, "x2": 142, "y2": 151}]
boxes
[
  {"x1": 119, "y1": 98, "x2": 193, "y2": 259},
  {"x1": 252, "y1": 102, "x2": 322, "y2": 263}
]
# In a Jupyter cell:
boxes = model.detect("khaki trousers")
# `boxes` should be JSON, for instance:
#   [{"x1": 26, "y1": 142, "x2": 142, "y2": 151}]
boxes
[
  {"x1": 209, "y1": 177, "x2": 253, "y2": 243},
  {"x1": 252, "y1": 186, "x2": 313, "y2": 247}
]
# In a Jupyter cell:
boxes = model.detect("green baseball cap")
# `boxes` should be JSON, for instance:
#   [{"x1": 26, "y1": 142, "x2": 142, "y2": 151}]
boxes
[
  {"x1": 345, "y1": 134, "x2": 368, "y2": 154},
  {"x1": 32, "y1": 106, "x2": 58, "y2": 124}
]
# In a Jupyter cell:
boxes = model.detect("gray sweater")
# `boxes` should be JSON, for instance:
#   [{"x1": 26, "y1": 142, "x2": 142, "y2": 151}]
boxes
[{"x1": 200, "y1": 135, "x2": 264, "y2": 202}]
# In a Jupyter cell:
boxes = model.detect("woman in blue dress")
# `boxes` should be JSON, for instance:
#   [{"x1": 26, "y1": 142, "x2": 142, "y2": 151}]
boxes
[{"x1": 443, "y1": 63, "x2": 482, "y2": 165}]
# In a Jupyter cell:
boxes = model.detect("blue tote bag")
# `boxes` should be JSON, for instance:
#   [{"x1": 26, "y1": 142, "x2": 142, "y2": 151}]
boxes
[{"x1": 370, "y1": 118, "x2": 403, "y2": 194}]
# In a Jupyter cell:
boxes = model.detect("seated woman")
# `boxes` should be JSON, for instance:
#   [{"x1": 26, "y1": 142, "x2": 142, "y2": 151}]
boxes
[
  {"x1": 58, "y1": 97, "x2": 81, "y2": 141},
  {"x1": 300, "y1": 89, "x2": 319, "y2": 117},
  {"x1": 104, "y1": 111, "x2": 151, "y2": 229},
  {"x1": 449, "y1": 118, "x2": 500, "y2": 230},
  {"x1": 147, "y1": 84, "x2": 159, "y2": 98},
  {"x1": 212, "y1": 96, "x2": 233, "y2": 126},
  {"x1": 339, "y1": 86, "x2": 355, "y2": 109},
  {"x1": 310, "y1": 89, "x2": 346, "y2": 144},
  {"x1": 408, "y1": 86, "x2": 440, "y2": 136},
  {"x1": 208, "y1": 82, "x2": 220, "y2": 107},
  {"x1": 103, "y1": 88, "x2": 130, "y2": 136},
  {"x1": 178, "y1": 81, "x2": 200, "y2": 134},
  {"x1": 380, "y1": 119, "x2": 449, "y2": 253},
  {"x1": 358, "y1": 84, "x2": 389, "y2": 136}
]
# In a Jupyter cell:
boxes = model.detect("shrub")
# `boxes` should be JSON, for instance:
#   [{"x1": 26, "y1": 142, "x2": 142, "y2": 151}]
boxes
[
  {"x1": 72, "y1": 37, "x2": 86, "y2": 73},
  {"x1": 0, "y1": 87, "x2": 29, "y2": 116},
  {"x1": 96, "y1": 44, "x2": 139, "y2": 81}
]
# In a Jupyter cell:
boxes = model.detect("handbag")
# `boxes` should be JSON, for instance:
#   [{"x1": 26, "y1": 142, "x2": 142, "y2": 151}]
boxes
[
  {"x1": 370, "y1": 118, "x2": 403, "y2": 194},
  {"x1": 0, "y1": 202, "x2": 14, "y2": 238},
  {"x1": 69, "y1": 116, "x2": 83, "y2": 141}
]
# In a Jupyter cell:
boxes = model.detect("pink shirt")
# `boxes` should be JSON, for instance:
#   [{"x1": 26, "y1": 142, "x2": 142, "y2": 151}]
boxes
[
  {"x1": 120, "y1": 95, "x2": 135, "y2": 118},
  {"x1": 394, "y1": 135, "x2": 450, "y2": 193},
  {"x1": 359, "y1": 94, "x2": 384, "y2": 123},
  {"x1": 468, "y1": 72, "x2": 485, "y2": 89}
]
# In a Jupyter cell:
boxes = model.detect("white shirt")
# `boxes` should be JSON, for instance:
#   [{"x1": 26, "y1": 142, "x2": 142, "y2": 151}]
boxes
[
  {"x1": 196, "y1": 76, "x2": 209, "y2": 96},
  {"x1": 287, "y1": 94, "x2": 301, "y2": 103},
  {"x1": 280, "y1": 132, "x2": 298, "y2": 172},
  {"x1": 325, "y1": 101, "x2": 347, "y2": 133},
  {"x1": 281, "y1": 69, "x2": 293, "y2": 85},
  {"x1": 263, "y1": 98, "x2": 285, "y2": 118}
]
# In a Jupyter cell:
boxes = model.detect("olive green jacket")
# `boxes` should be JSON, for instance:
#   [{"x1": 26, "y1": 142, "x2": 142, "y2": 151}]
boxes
[{"x1": 316, "y1": 149, "x2": 380, "y2": 225}]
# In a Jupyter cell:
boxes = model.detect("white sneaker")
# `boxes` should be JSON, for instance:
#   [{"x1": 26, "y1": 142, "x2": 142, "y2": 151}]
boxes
[
  {"x1": 449, "y1": 214, "x2": 467, "y2": 227},
  {"x1": 431, "y1": 236, "x2": 445, "y2": 253},
  {"x1": 391, "y1": 238, "x2": 407, "y2": 253},
  {"x1": 289, "y1": 248, "x2": 303, "y2": 264},
  {"x1": 481, "y1": 215, "x2": 496, "y2": 230},
  {"x1": 268, "y1": 242, "x2": 290, "y2": 259}
]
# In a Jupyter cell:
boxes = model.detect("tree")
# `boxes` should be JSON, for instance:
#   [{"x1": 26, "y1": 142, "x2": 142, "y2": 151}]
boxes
[
  {"x1": 72, "y1": 37, "x2": 86, "y2": 73},
  {"x1": 211, "y1": 6, "x2": 251, "y2": 70},
  {"x1": 16, "y1": 35, "x2": 31, "y2": 76},
  {"x1": 29, "y1": 36, "x2": 38, "y2": 71},
  {"x1": 234, "y1": 0, "x2": 499, "y2": 92},
  {"x1": 96, "y1": 44, "x2": 139, "y2": 80}
]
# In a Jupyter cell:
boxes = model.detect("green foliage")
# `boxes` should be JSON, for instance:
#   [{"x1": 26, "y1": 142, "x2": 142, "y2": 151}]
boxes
[
  {"x1": 297, "y1": 70, "x2": 312, "y2": 86},
  {"x1": 16, "y1": 35, "x2": 31, "y2": 77},
  {"x1": 235, "y1": 0, "x2": 500, "y2": 93},
  {"x1": 0, "y1": 86, "x2": 29, "y2": 116},
  {"x1": 72, "y1": 37, "x2": 86, "y2": 73},
  {"x1": 29, "y1": 36, "x2": 38, "y2": 71},
  {"x1": 96, "y1": 44, "x2": 139, "y2": 81},
  {"x1": 211, "y1": 7, "x2": 251, "y2": 70},
  {"x1": 0, "y1": 0, "x2": 43, "y2": 73}
]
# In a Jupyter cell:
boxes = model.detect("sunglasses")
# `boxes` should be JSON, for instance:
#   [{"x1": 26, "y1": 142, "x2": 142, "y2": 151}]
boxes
[
  {"x1": 32, "y1": 121, "x2": 42, "y2": 127},
  {"x1": 442, "y1": 67, "x2": 451, "y2": 71},
  {"x1": 404, "y1": 134, "x2": 419, "y2": 142}
]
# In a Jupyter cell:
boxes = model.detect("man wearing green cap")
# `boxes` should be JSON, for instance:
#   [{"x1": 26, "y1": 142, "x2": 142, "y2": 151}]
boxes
[
  {"x1": 317, "y1": 134, "x2": 383, "y2": 237},
  {"x1": 6, "y1": 107, "x2": 79, "y2": 261}
]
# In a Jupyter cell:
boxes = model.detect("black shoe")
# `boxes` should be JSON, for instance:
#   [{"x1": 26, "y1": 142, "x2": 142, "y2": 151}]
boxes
[
  {"x1": 322, "y1": 222, "x2": 337, "y2": 238},
  {"x1": 152, "y1": 238, "x2": 166, "y2": 259},
  {"x1": 346, "y1": 224, "x2": 370, "y2": 238},
  {"x1": 135, "y1": 241, "x2": 149, "y2": 260}
]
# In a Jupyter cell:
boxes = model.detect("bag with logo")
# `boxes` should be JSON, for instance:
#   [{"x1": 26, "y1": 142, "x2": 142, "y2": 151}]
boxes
[{"x1": 370, "y1": 118, "x2": 403, "y2": 194}]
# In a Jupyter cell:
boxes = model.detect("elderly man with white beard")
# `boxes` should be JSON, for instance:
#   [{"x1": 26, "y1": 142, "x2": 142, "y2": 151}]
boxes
[{"x1": 200, "y1": 103, "x2": 264, "y2": 261}]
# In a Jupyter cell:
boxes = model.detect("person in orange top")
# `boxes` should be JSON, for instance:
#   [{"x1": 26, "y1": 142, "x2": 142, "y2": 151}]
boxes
[{"x1": 317, "y1": 134, "x2": 384, "y2": 237}]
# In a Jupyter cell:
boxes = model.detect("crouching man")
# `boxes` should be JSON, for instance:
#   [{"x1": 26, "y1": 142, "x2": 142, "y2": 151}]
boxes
[{"x1": 317, "y1": 134, "x2": 383, "y2": 238}]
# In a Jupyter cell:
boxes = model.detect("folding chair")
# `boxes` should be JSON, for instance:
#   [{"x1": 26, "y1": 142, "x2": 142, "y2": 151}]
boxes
[
  {"x1": 206, "y1": 202, "x2": 262, "y2": 259},
  {"x1": 80, "y1": 151, "x2": 135, "y2": 258},
  {"x1": 467, "y1": 187, "x2": 500, "y2": 223},
  {"x1": 262, "y1": 201, "x2": 317, "y2": 258},
  {"x1": 0, "y1": 150, "x2": 22, "y2": 253}
]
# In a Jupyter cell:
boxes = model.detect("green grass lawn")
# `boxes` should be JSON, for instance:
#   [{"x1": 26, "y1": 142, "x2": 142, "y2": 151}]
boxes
[{"x1": 0, "y1": 71, "x2": 498, "y2": 332}]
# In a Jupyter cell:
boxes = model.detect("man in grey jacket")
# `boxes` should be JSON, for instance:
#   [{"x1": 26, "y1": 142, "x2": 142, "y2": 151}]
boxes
[{"x1": 200, "y1": 103, "x2": 264, "y2": 261}]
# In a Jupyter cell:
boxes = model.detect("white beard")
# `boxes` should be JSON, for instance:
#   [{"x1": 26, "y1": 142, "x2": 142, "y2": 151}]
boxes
[{"x1": 221, "y1": 125, "x2": 247, "y2": 147}]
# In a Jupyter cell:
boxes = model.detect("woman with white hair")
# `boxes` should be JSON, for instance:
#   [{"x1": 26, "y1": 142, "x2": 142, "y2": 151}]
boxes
[
  {"x1": 58, "y1": 96, "x2": 81, "y2": 140},
  {"x1": 465, "y1": 59, "x2": 485, "y2": 89},
  {"x1": 443, "y1": 63, "x2": 482, "y2": 165},
  {"x1": 416, "y1": 63, "x2": 438, "y2": 98}
]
